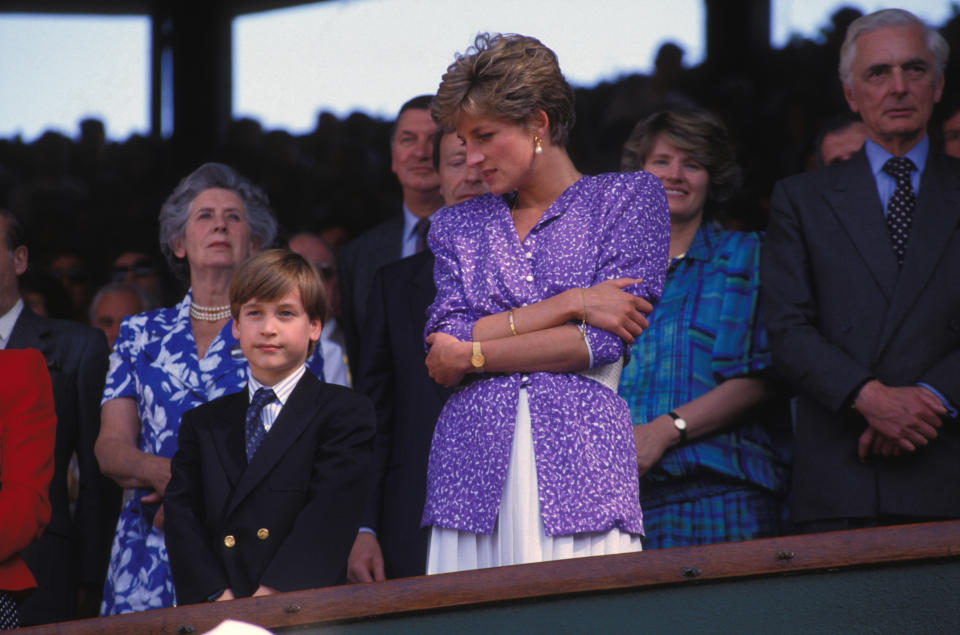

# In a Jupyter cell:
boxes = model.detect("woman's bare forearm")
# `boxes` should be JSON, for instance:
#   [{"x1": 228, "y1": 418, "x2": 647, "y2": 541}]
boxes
[
  {"x1": 480, "y1": 324, "x2": 590, "y2": 374},
  {"x1": 96, "y1": 398, "x2": 172, "y2": 495},
  {"x1": 472, "y1": 289, "x2": 578, "y2": 341}
]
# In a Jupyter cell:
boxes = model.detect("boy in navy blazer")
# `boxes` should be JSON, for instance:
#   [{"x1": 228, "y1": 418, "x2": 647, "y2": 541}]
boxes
[{"x1": 165, "y1": 250, "x2": 375, "y2": 604}]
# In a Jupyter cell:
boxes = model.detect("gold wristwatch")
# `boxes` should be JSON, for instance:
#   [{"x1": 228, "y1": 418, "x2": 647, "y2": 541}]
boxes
[{"x1": 470, "y1": 341, "x2": 486, "y2": 371}]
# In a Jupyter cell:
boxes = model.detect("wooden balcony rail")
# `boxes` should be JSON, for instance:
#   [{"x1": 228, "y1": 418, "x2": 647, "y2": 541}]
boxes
[{"x1": 21, "y1": 519, "x2": 960, "y2": 634}]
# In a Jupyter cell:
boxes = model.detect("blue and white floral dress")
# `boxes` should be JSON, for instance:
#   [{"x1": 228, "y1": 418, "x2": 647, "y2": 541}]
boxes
[{"x1": 100, "y1": 292, "x2": 324, "y2": 615}]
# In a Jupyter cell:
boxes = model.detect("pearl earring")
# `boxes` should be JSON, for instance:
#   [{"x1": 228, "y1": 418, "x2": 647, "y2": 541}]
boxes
[{"x1": 534, "y1": 135, "x2": 543, "y2": 155}]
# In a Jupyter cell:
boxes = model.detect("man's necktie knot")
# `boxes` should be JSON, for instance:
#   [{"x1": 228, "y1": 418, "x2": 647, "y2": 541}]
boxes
[
  {"x1": 414, "y1": 218, "x2": 431, "y2": 254},
  {"x1": 244, "y1": 387, "x2": 276, "y2": 461}
]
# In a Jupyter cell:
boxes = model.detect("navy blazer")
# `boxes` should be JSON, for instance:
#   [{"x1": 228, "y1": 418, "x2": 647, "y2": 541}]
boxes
[
  {"x1": 164, "y1": 371, "x2": 375, "y2": 604},
  {"x1": 762, "y1": 148, "x2": 960, "y2": 523},
  {"x1": 356, "y1": 251, "x2": 451, "y2": 578},
  {"x1": 9, "y1": 306, "x2": 118, "y2": 624},
  {"x1": 338, "y1": 216, "x2": 404, "y2": 379}
]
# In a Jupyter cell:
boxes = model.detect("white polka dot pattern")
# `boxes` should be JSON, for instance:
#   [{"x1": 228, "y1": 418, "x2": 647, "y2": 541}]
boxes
[
  {"x1": 0, "y1": 592, "x2": 19, "y2": 629},
  {"x1": 882, "y1": 156, "x2": 916, "y2": 267}
]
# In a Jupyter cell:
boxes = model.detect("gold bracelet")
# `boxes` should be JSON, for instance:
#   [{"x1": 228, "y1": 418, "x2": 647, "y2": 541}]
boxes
[
  {"x1": 579, "y1": 288, "x2": 588, "y2": 339},
  {"x1": 508, "y1": 309, "x2": 519, "y2": 336}
]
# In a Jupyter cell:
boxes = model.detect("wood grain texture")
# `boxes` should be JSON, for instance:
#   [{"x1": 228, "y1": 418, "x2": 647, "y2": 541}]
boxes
[{"x1": 21, "y1": 520, "x2": 960, "y2": 635}]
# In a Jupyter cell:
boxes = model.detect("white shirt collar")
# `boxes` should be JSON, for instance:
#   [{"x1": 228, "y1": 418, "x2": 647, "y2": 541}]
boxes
[
  {"x1": 0, "y1": 298, "x2": 24, "y2": 349},
  {"x1": 402, "y1": 204, "x2": 436, "y2": 236},
  {"x1": 247, "y1": 363, "x2": 307, "y2": 406}
]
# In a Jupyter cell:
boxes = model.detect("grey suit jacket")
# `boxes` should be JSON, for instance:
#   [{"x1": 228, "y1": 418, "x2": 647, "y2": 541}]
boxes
[
  {"x1": 761, "y1": 148, "x2": 960, "y2": 523},
  {"x1": 337, "y1": 216, "x2": 404, "y2": 379},
  {"x1": 8, "y1": 306, "x2": 119, "y2": 624}
]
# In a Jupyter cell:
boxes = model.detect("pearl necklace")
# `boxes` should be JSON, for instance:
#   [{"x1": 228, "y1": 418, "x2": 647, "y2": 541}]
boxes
[{"x1": 190, "y1": 301, "x2": 231, "y2": 322}]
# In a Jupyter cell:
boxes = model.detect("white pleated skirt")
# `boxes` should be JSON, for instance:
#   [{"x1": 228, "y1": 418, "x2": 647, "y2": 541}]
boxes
[{"x1": 427, "y1": 388, "x2": 642, "y2": 575}]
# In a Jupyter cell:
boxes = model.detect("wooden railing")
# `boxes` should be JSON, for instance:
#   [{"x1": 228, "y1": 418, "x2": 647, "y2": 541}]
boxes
[{"x1": 21, "y1": 520, "x2": 960, "y2": 634}]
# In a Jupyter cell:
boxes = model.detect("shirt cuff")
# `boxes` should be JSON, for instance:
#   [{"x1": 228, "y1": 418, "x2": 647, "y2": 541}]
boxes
[
  {"x1": 207, "y1": 588, "x2": 226, "y2": 602},
  {"x1": 358, "y1": 526, "x2": 377, "y2": 537},
  {"x1": 917, "y1": 383, "x2": 958, "y2": 418}
]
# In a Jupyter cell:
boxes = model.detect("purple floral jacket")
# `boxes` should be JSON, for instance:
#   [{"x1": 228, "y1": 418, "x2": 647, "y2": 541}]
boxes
[{"x1": 422, "y1": 172, "x2": 670, "y2": 536}]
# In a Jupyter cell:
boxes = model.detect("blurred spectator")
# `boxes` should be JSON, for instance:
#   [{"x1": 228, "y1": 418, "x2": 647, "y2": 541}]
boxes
[
  {"x1": 939, "y1": 100, "x2": 960, "y2": 158},
  {"x1": 18, "y1": 267, "x2": 74, "y2": 320},
  {"x1": 88, "y1": 282, "x2": 154, "y2": 348},
  {"x1": 109, "y1": 251, "x2": 169, "y2": 305},
  {"x1": 46, "y1": 252, "x2": 93, "y2": 321},
  {"x1": 813, "y1": 115, "x2": 868, "y2": 167},
  {"x1": 288, "y1": 231, "x2": 350, "y2": 387}
]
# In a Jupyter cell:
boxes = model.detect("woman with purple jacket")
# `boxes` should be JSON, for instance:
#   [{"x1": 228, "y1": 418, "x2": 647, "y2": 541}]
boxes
[{"x1": 423, "y1": 33, "x2": 670, "y2": 574}]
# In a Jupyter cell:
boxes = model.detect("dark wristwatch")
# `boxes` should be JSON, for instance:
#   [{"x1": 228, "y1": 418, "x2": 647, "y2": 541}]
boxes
[{"x1": 668, "y1": 411, "x2": 688, "y2": 444}]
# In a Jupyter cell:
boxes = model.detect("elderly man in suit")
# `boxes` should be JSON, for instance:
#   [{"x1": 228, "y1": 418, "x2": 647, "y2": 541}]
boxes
[
  {"x1": 346, "y1": 129, "x2": 488, "y2": 581},
  {"x1": 0, "y1": 209, "x2": 118, "y2": 623},
  {"x1": 338, "y1": 95, "x2": 445, "y2": 379},
  {"x1": 761, "y1": 9, "x2": 960, "y2": 533}
]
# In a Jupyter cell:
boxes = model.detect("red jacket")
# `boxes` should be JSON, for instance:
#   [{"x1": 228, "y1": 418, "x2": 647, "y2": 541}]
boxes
[{"x1": 0, "y1": 347, "x2": 56, "y2": 593}]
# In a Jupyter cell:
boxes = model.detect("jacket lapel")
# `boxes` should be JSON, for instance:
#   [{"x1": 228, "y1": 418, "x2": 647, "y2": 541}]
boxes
[
  {"x1": 874, "y1": 152, "x2": 960, "y2": 357},
  {"x1": 209, "y1": 391, "x2": 249, "y2": 490},
  {"x1": 408, "y1": 252, "x2": 436, "y2": 328},
  {"x1": 225, "y1": 372, "x2": 319, "y2": 517},
  {"x1": 7, "y1": 308, "x2": 55, "y2": 365},
  {"x1": 823, "y1": 152, "x2": 899, "y2": 302}
]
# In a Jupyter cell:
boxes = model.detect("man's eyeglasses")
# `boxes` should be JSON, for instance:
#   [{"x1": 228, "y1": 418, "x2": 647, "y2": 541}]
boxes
[{"x1": 111, "y1": 261, "x2": 160, "y2": 281}]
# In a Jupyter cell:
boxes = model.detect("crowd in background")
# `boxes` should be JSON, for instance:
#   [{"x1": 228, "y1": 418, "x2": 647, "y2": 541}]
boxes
[
  {"x1": 2, "y1": 4, "x2": 960, "y2": 629},
  {"x1": 2, "y1": 7, "x2": 960, "y2": 322}
]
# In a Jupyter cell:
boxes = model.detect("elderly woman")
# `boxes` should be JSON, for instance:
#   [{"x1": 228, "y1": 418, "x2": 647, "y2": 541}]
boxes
[
  {"x1": 617, "y1": 110, "x2": 791, "y2": 549},
  {"x1": 423, "y1": 33, "x2": 669, "y2": 573},
  {"x1": 95, "y1": 163, "x2": 325, "y2": 614}
]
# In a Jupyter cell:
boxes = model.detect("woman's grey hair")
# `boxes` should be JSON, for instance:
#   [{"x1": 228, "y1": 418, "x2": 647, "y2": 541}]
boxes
[
  {"x1": 158, "y1": 162, "x2": 277, "y2": 281},
  {"x1": 839, "y1": 8, "x2": 949, "y2": 86}
]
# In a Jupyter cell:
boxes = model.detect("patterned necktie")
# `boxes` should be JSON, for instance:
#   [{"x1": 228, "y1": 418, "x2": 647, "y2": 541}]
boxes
[
  {"x1": 244, "y1": 387, "x2": 276, "y2": 461},
  {"x1": 414, "y1": 218, "x2": 431, "y2": 254},
  {"x1": 882, "y1": 156, "x2": 917, "y2": 267}
]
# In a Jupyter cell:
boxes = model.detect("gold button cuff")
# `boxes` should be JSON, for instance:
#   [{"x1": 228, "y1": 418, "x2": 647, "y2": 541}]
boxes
[
  {"x1": 223, "y1": 535, "x2": 236, "y2": 548},
  {"x1": 257, "y1": 528, "x2": 269, "y2": 541}
]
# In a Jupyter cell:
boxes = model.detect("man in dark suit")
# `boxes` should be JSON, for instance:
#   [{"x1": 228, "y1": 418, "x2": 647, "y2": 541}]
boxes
[
  {"x1": 0, "y1": 209, "x2": 119, "y2": 623},
  {"x1": 164, "y1": 250, "x2": 375, "y2": 603},
  {"x1": 347, "y1": 130, "x2": 487, "y2": 581},
  {"x1": 761, "y1": 9, "x2": 960, "y2": 533},
  {"x1": 338, "y1": 95, "x2": 445, "y2": 378}
]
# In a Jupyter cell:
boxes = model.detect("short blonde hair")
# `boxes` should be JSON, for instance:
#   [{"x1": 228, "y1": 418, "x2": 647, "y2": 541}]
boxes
[
  {"x1": 432, "y1": 33, "x2": 576, "y2": 147},
  {"x1": 229, "y1": 250, "x2": 328, "y2": 354}
]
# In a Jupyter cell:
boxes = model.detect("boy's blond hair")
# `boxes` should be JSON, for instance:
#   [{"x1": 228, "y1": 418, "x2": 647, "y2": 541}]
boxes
[{"x1": 229, "y1": 249, "x2": 328, "y2": 354}]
